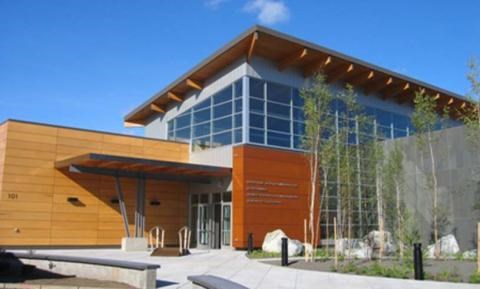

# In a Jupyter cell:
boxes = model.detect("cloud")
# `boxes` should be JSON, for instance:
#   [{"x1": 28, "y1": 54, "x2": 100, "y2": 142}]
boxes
[
  {"x1": 204, "y1": 0, "x2": 229, "y2": 10},
  {"x1": 243, "y1": 0, "x2": 290, "y2": 25}
]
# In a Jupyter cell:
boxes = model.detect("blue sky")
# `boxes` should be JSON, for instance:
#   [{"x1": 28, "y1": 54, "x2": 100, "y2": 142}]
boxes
[{"x1": 1, "y1": 0, "x2": 479, "y2": 135}]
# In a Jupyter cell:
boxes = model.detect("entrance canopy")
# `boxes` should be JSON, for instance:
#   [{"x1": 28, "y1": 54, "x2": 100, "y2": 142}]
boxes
[
  {"x1": 55, "y1": 153, "x2": 231, "y2": 184},
  {"x1": 55, "y1": 153, "x2": 231, "y2": 239}
]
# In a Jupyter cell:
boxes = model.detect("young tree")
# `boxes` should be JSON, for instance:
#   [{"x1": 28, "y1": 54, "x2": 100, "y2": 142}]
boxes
[
  {"x1": 412, "y1": 89, "x2": 442, "y2": 259},
  {"x1": 461, "y1": 58, "x2": 480, "y2": 151},
  {"x1": 336, "y1": 85, "x2": 363, "y2": 255},
  {"x1": 301, "y1": 73, "x2": 334, "y2": 261},
  {"x1": 384, "y1": 143, "x2": 407, "y2": 259}
]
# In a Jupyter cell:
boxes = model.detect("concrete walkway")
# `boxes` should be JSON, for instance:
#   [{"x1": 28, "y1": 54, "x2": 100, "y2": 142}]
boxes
[{"x1": 14, "y1": 249, "x2": 479, "y2": 289}]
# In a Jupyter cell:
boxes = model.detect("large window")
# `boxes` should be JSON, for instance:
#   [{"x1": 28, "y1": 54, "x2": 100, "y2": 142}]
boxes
[
  {"x1": 167, "y1": 79, "x2": 243, "y2": 151},
  {"x1": 247, "y1": 77, "x2": 415, "y2": 150}
]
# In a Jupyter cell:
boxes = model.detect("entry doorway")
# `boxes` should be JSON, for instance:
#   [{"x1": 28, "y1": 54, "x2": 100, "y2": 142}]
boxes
[{"x1": 190, "y1": 192, "x2": 232, "y2": 249}]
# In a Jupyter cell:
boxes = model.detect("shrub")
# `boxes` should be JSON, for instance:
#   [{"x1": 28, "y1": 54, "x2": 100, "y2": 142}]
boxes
[{"x1": 470, "y1": 272, "x2": 480, "y2": 283}]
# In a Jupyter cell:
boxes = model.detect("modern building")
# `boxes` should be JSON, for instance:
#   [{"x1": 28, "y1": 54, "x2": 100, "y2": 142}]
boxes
[{"x1": 0, "y1": 26, "x2": 476, "y2": 250}]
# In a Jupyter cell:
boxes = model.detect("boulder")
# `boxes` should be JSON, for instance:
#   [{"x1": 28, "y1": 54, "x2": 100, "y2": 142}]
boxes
[
  {"x1": 262, "y1": 229, "x2": 304, "y2": 257},
  {"x1": 462, "y1": 249, "x2": 477, "y2": 260},
  {"x1": 335, "y1": 238, "x2": 371, "y2": 259},
  {"x1": 364, "y1": 230, "x2": 395, "y2": 256},
  {"x1": 426, "y1": 234, "x2": 460, "y2": 258}
]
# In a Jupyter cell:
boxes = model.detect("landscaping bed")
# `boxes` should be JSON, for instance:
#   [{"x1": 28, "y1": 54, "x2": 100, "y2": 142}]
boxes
[{"x1": 261, "y1": 258, "x2": 480, "y2": 283}]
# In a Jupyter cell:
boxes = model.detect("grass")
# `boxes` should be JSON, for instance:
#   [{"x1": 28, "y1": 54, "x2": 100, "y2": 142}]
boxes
[
  {"x1": 426, "y1": 268, "x2": 462, "y2": 283},
  {"x1": 334, "y1": 261, "x2": 413, "y2": 279},
  {"x1": 247, "y1": 250, "x2": 281, "y2": 259}
]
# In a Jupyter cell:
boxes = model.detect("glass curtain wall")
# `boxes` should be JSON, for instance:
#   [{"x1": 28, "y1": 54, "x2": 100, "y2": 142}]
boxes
[
  {"x1": 246, "y1": 76, "x2": 416, "y2": 239},
  {"x1": 167, "y1": 79, "x2": 243, "y2": 151}
]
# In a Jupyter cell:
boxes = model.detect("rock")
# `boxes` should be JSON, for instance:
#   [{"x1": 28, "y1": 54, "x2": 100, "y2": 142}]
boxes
[
  {"x1": 288, "y1": 239, "x2": 305, "y2": 257},
  {"x1": 364, "y1": 230, "x2": 395, "y2": 256},
  {"x1": 426, "y1": 234, "x2": 460, "y2": 258},
  {"x1": 262, "y1": 229, "x2": 304, "y2": 257},
  {"x1": 335, "y1": 238, "x2": 371, "y2": 259},
  {"x1": 463, "y1": 249, "x2": 477, "y2": 260}
]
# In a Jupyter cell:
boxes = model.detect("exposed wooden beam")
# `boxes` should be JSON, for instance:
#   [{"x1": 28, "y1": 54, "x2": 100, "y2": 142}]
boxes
[
  {"x1": 277, "y1": 48, "x2": 308, "y2": 71},
  {"x1": 461, "y1": 102, "x2": 467, "y2": 109},
  {"x1": 346, "y1": 70, "x2": 374, "y2": 87},
  {"x1": 326, "y1": 63, "x2": 354, "y2": 83},
  {"x1": 433, "y1": 93, "x2": 441, "y2": 101},
  {"x1": 167, "y1": 92, "x2": 183, "y2": 102},
  {"x1": 303, "y1": 56, "x2": 332, "y2": 77},
  {"x1": 382, "y1": 82, "x2": 410, "y2": 100},
  {"x1": 124, "y1": 122, "x2": 143, "y2": 128},
  {"x1": 247, "y1": 32, "x2": 258, "y2": 64},
  {"x1": 365, "y1": 77, "x2": 393, "y2": 95},
  {"x1": 186, "y1": 78, "x2": 203, "y2": 90},
  {"x1": 150, "y1": 103, "x2": 165, "y2": 113},
  {"x1": 447, "y1": 97, "x2": 454, "y2": 105}
]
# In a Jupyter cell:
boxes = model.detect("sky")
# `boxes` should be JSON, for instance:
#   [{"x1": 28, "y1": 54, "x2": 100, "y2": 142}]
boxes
[{"x1": 1, "y1": 0, "x2": 479, "y2": 135}]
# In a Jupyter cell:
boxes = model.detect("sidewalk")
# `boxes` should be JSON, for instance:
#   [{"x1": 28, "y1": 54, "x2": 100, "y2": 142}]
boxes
[{"x1": 14, "y1": 249, "x2": 479, "y2": 289}]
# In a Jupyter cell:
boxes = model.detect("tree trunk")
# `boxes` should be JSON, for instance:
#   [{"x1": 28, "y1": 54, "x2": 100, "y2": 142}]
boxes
[
  {"x1": 428, "y1": 132, "x2": 440, "y2": 259},
  {"x1": 307, "y1": 135, "x2": 320, "y2": 262},
  {"x1": 376, "y1": 153, "x2": 384, "y2": 260},
  {"x1": 395, "y1": 180, "x2": 404, "y2": 259}
]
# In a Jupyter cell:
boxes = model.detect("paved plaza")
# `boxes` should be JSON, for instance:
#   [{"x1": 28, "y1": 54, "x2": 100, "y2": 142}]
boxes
[{"x1": 10, "y1": 248, "x2": 479, "y2": 289}]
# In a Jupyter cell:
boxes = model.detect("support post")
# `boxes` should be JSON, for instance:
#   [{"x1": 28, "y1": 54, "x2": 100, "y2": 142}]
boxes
[
  {"x1": 114, "y1": 176, "x2": 130, "y2": 238},
  {"x1": 247, "y1": 233, "x2": 253, "y2": 254},
  {"x1": 477, "y1": 223, "x2": 480, "y2": 273},
  {"x1": 281, "y1": 237, "x2": 288, "y2": 266},
  {"x1": 413, "y1": 243, "x2": 424, "y2": 280}
]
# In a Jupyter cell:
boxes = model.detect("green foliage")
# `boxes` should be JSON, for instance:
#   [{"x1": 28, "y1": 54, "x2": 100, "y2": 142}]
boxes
[
  {"x1": 454, "y1": 252, "x2": 464, "y2": 261},
  {"x1": 314, "y1": 247, "x2": 334, "y2": 258},
  {"x1": 460, "y1": 58, "x2": 480, "y2": 211},
  {"x1": 469, "y1": 271, "x2": 480, "y2": 283},
  {"x1": 426, "y1": 268, "x2": 462, "y2": 283},
  {"x1": 336, "y1": 261, "x2": 412, "y2": 279},
  {"x1": 247, "y1": 250, "x2": 280, "y2": 259},
  {"x1": 412, "y1": 90, "x2": 439, "y2": 149},
  {"x1": 461, "y1": 58, "x2": 480, "y2": 152}
]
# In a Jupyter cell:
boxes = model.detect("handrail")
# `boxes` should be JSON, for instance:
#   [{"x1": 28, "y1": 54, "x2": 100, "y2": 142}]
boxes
[
  {"x1": 148, "y1": 225, "x2": 165, "y2": 250},
  {"x1": 178, "y1": 226, "x2": 191, "y2": 255}
]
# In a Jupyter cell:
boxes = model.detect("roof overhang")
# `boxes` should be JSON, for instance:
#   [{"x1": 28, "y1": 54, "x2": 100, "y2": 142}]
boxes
[
  {"x1": 124, "y1": 25, "x2": 470, "y2": 126},
  {"x1": 55, "y1": 153, "x2": 231, "y2": 184}
]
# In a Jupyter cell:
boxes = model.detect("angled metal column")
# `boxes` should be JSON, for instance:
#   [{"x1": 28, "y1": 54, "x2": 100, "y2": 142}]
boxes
[
  {"x1": 114, "y1": 175, "x2": 130, "y2": 238},
  {"x1": 135, "y1": 175, "x2": 146, "y2": 238},
  {"x1": 135, "y1": 177, "x2": 140, "y2": 237},
  {"x1": 140, "y1": 177, "x2": 146, "y2": 237}
]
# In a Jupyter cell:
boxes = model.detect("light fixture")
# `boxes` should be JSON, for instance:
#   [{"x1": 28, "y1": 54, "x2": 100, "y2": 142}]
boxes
[
  {"x1": 150, "y1": 200, "x2": 161, "y2": 206},
  {"x1": 67, "y1": 197, "x2": 79, "y2": 203},
  {"x1": 110, "y1": 198, "x2": 119, "y2": 204}
]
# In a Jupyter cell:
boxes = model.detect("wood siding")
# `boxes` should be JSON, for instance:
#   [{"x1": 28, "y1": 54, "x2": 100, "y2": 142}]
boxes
[
  {"x1": 232, "y1": 145, "x2": 315, "y2": 248},
  {"x1": 0, "y1": 121, "x2": 190, "y2": 247}
]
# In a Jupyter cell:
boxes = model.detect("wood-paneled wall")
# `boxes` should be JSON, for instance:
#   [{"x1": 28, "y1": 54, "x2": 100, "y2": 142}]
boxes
[
  {"x1": 232, "y1": 145, "x2": 315, "y2": 248},
  {"x1": 0, "y1": 120, "x2": 190, "y2": 247}
]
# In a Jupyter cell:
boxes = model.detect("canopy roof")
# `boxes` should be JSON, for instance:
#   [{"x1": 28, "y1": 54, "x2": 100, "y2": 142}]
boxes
[
  {"x1": 125, "y1": 25, "x2": 469, "y2": 126},
  {"x1": 55, "y1": 153, "x2": 231, "y2": 183}
]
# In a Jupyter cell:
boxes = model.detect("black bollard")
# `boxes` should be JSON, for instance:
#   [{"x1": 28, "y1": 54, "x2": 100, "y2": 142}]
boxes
[
  {"x1": 413, "y1": 243, "x2": 424, "y2": 280},
  {"x1": 247, "y1": 233, "x2": 253, "y2": 254},
  {"x1": 281, "y1": 237, "x2": 288, "y2": 266}
]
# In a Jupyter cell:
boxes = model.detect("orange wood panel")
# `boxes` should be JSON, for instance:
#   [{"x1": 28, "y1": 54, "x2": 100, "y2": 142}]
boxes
[
  {"x1": 0, "y1": 120, "x2": 190, "y2": 247},
  {"x1": 232, "y1": 144, "x2": 318, "y2": 248}
]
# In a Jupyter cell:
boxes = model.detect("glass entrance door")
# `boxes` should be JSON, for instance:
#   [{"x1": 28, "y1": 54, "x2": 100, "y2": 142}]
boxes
[
  {"x1": 197, "y1": 204, "x2": 210, "y2": 246},
  {"x1": 222, "y1": 204, "x2": 231, "y2": 246},
  {"x1": 190, "y1": 192, "x2": 232, "y2": 249}
]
